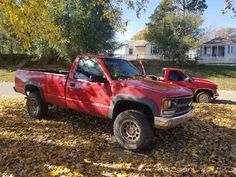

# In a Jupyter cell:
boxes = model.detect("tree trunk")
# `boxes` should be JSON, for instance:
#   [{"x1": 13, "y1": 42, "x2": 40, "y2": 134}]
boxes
[
  {"x1": 10, "y1": 40, "x2": 14, "y2": 54},
  {"x1": 182, "y1": 0, "x2": 187, "y2": 15}
]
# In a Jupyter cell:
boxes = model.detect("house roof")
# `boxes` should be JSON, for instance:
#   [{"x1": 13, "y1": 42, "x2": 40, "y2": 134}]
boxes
[
  {"x1": 126, "y1": 40, "x2": 148, "y2": 47},
  {"x1": 203, "y1": 37, "x2": 236, "y2": 45}
]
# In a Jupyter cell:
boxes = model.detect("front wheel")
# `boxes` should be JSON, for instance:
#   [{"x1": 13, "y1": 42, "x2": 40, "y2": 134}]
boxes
[
  {"x1": 113, "y1": 110, "x2": 154, "y2": 151},
  {"x1": 26, "y1": 92, "x2": 48, "y2": 118},
  {"x1": 196, "y1": 91, "x2": 211, "y2": 103}
]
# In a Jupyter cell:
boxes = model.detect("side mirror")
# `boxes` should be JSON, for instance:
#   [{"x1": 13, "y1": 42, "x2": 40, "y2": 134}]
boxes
[
  {"x1": 185, "y1": 77, "x2": 192, "y2": 82},
  {"x1": 90, "y1": 75, "x2": 108, "y2": 83}
]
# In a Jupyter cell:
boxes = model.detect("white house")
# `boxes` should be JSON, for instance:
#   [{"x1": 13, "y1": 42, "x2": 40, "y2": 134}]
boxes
[
  {"x1": 115, "y1": 40, "x2": 198, "y2": 60},
  {"x1": 114, "y1": 40, "x2": 161, "y2": 60},
  {"x1": 199, "y1": 37, "x2": 236, "y2": 63}
]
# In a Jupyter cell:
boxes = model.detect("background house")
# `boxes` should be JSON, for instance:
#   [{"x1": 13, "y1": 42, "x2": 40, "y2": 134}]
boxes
[
  {"x1": 199, "y1": 37, "x2": 236, "y2": 64},
  {"x1": 115, "y1": 40, "x2": 198, "y2": 60},
  {"x1": 114, "y1": 40, "x2": 161, "y2": 60}
]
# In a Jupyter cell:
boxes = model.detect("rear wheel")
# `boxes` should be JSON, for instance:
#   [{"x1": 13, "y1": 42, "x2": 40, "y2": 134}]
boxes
[
  {"x1": 113, "y1": 110, "x2": 154, "y2": 151},
  {"x1": 26, "y1": 92, "x2": 48, "y2": 118},
  {"x1": 196, "y1": 91, "x2": 211, "y2": 103}
]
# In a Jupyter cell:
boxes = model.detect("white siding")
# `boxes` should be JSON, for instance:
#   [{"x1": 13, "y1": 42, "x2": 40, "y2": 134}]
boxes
[
  {"x1": 200, "y1": 43, "x2": 236, "y2": 63},
  {"x1": 115, "y1": 40, "x2": 161, "y2": 60}
]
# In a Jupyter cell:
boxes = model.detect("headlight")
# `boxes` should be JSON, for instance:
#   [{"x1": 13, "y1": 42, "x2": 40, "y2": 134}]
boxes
[
  {"x1": 163, "y1": 99, "x2": 177, "y2": 116},
  {"x1": 163, "y1": 100, "x2": 177, "y2": 110}
]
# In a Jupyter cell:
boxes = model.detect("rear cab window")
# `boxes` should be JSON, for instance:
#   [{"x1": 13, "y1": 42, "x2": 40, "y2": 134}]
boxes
[
  {"x1": 161, "y1": 69, "x2": 166, "y2": 77},
  {"x1": 168, "y1": 70, "x2": 187, "y2": 81}
]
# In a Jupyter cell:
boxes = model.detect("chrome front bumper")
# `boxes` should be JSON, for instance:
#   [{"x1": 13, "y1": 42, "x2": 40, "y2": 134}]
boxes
[{"x1": 154, "y1": 107, "x2": 194, "y2": 129}]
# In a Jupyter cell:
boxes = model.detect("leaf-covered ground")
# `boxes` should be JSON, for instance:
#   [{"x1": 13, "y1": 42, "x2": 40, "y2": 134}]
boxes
[{"x1": 0, "y1": 98, "x2": 235, "y2": 176}]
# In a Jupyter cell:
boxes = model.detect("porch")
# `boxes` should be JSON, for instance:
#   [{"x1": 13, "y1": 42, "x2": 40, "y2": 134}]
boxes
[{"x1": 201, "y1": 45, "x2": 226, "y2": 59}]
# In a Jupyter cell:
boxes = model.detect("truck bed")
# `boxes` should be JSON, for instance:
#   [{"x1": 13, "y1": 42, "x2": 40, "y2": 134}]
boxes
[{"x1": 15, "y1": 69, "x2": 69, "y2": 106}]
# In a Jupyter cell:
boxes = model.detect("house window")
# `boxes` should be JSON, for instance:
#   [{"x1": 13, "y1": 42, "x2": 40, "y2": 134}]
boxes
[
  {"x1": 204, "y1": 46, "x2": 207, "y2": 55},
  {"x1": 151, "y1": 46, "x2": 158, "y2": 55},
  {"x1": 228, "y1": 46, "x2": 231, "y2": 53},
  {"x1": 129, "y1": 48, "x2": 133, "y2": 55},
  {"x1": 231, "y1": 46, "x2": 234, "y2": 53}
]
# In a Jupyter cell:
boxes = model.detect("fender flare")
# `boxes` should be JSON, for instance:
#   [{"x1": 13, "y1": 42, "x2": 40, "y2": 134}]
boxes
[
  {"x1": 109, "y1": 94, "x2": 158, "y2": 119},
  {"x1": 24, "y1": 81, "x2": 45, "y2": 101},
  {"x1": 194, "y1": 88, "x2": 214, "y2": 97}
]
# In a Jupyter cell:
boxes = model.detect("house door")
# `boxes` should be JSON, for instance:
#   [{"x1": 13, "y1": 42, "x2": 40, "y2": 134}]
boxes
[
  {"x1": 212, "y1": 47, "x2": 217, "y2": 57},
  {"x1": 218, "y1": 46, "x2": 225, "y2": 57}
]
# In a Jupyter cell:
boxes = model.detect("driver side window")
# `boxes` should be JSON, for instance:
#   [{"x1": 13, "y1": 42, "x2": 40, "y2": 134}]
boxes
[
  {"x1": 75, "y1": 57, "x2": 104, "y2": 81},
  {"x1": 169, "y1": 71, "x2": 187, "y2": 81}
]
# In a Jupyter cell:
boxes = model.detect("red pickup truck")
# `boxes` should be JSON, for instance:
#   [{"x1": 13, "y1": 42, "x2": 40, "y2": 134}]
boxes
[
  {"x1": 139, "y1": 62, "x2": 219, "y2": 103},
  {"x1": 159, "y1": 68, "x2": 219, "y2": 103},
  {"x1": 158, "y1": 68, "x2": 219, "y2": 103},
  {"x1": 14, "y1": 55, "x2": 194, "y2": 150}
]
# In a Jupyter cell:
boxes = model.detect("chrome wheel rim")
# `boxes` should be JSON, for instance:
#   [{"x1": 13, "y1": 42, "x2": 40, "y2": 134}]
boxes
[
  {"x1": 121, "y1": 120, "x2": 140, "y2": 143},
  {"x1": 199, "y1": 94, "x2": 209, "y2": 103}
]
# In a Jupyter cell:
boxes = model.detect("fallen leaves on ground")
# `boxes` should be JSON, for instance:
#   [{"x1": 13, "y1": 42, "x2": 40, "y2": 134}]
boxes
[{"x1": 0, "y1": 97, "x2": 235, "y2": 176}]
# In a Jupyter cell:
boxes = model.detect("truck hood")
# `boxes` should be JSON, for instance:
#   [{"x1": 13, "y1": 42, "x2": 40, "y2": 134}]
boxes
[
  {"x1": 122, "y1": 79, "x2": 193, "y2": 97},
  {"x1": 192, "y1": 77, "x2": 218, "y2": 88}
]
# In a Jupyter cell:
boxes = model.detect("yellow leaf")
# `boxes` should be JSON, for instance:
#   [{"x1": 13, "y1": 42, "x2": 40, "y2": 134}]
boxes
[
  {"x1": 121, "y1": 170, "x2": 127, "y2": 177},
  {"x1": 73, "y1": 169, "x2": 79, "y2": 176},
  {"x1": 83, "y1": 159, "x2": 92, "y2": 164},
  {"x1": 23, "y1": 41, "x2": 31, "y2": 49},
  {"x1": 49, "y1": 170, "x2": 58, "y2": 177}
]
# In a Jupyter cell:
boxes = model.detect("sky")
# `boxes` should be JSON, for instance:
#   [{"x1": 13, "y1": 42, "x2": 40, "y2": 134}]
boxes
[{"x1": 116, "y1": 0, "x2": 236, "y2": 42}]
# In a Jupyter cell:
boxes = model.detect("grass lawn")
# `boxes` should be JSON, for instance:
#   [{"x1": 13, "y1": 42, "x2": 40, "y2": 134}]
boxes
[
  {"x1": 137, "y1": 60, "x2": 236, "y2": 90},
  {"x1": 0, "y1": 97, "x2": 235, "y2": 176},
  {"x1": 183, "y1": 65, "x2": 236, "y2": 91},
  {"x1": 0, "y1": 69, "x2": 15, "y2": 82}
]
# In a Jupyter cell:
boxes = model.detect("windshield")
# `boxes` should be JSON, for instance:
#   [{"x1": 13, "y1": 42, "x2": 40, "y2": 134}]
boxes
[{"x1": 102, "y1": 58, "x2": 142, "y2": 80}]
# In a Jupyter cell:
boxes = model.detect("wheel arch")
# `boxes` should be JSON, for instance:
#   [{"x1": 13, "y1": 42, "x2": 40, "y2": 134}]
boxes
[
  {"x1": 24, "y1": 81, "x2": 45, "y2": 101},
  {"x1": 109, "y1": 94, "x2": 158, "y2": 124},
  {"x1": 194, "y1": 89, "x2": 213, "y2": 99}
]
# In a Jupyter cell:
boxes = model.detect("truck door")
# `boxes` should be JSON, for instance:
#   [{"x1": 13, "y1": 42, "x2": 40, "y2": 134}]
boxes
[
  {"x1": 167, "y1": 70, "x2": 196, "y2": 92},
  {"x1": 66, "y1": 57, "x2": 112, "y2": 117}
]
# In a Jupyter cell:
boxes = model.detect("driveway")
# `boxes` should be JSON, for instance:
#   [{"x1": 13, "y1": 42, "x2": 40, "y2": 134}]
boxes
[
  {"x1": 0, "y1": 82, "x2": 236, "y2": 103},
  {"x1": 0, "y1": 82, "x2": 22, "y2": 97},
  {"x1": 216, "y1": 90, "x2": 236, "y2": 103}
]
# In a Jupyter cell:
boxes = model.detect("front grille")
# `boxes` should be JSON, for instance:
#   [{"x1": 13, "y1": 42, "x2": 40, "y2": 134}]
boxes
[
  {"x1": 162, "y1": 96, "x2": 193, "y2": 118},
  {"x1": 176, "y1": 106, "x2": 191, "y2": 114},
  {"x1": 175, "y1": 96, "x2": 193, "y2": 115}
]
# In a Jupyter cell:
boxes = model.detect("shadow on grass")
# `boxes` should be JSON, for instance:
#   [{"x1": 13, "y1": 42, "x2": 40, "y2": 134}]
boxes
[{"x1": 0, "y1": 100, "x2": 235, "y2": 176}]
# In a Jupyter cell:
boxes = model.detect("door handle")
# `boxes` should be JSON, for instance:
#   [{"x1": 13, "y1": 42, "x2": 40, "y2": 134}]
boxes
[{"x1": 69, "y1": 82, "x2": 76, "y2": 87}]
